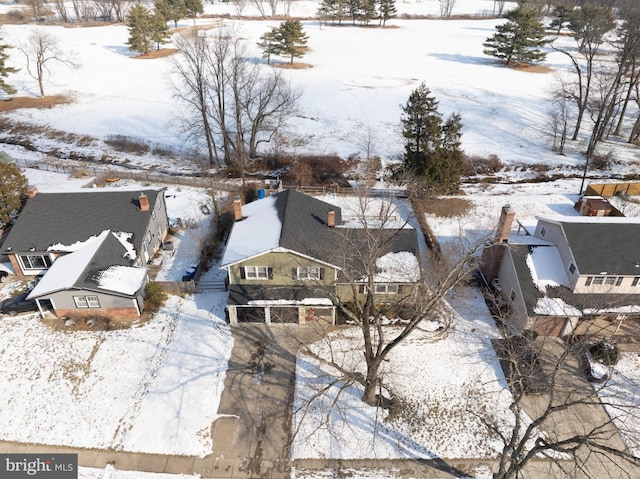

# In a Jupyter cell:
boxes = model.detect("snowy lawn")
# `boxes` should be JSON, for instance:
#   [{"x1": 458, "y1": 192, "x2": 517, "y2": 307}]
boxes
[
  {"x1": 596, "y1": 352, "x2": 640, "y2": 457},
  {"x1": 0, "y1": 293, "x2": 232, "y2": 455},
  {"x1": 292, "y1": 286, "x2": 513, "y2": 460}
]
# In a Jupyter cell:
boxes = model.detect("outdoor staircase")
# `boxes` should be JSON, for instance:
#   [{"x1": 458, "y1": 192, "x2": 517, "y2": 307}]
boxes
[{"x1": 195, "y1": 279, "x2": 227, "y2": 293}]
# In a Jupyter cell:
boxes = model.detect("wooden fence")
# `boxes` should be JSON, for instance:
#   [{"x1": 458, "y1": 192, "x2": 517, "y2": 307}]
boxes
[{"x1": 585, "y1": 183, "x2": 640, "y2": 197}]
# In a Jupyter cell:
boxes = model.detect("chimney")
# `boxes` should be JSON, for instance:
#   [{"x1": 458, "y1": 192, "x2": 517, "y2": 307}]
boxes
[
  {"x1": 28, "y1": 186, "x2": 38, "y2": 198},
  {"x1": 138, "y1": 193, "x2": 150, "y2": 212},
  {"x1": 327, "y1": 210, "x2": 335, "y2": 227},
  {"x1": 495, "y1": 205, "x2": 515, "y2": 243},
  {"x1": 233, "y1": 196, "x2": 243, "y2": 221}
]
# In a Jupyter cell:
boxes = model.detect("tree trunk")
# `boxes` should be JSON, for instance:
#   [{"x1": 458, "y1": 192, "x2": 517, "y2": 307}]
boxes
[{"x1": 362, "y1": 356, "x2": 384, "y2": 406}]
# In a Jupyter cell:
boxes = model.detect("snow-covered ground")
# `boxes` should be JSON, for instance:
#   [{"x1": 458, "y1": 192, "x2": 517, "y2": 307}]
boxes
[
  {"x1": 292, "y1": 288, "x2": 513, "y2": 461},
  {"x1": 0, "y1": 1, "x2": 638, "y2": 177},
  {"x1": 0, "y1": 169, "x2": 234, "y2": 456}
]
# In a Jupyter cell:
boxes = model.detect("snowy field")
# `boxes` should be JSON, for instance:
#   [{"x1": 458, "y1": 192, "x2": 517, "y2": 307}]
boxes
[{"x1": 0, "y1": 0, "x2": 638, "y2": 177}]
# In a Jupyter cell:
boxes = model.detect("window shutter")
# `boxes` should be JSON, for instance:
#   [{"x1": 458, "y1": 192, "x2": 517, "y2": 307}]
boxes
[
  {"x1": 240, "y1": 267, "x2": 246, "y2": 280},
  {"x1": 319, "y1": 268, "x2": 325, "y2": 280},
  {"x1": 268, "y1": 267, "x2": 273, "y2": 279},
  {"x1": 292, "y1": 268, "x2": 297, "y2": 280}
]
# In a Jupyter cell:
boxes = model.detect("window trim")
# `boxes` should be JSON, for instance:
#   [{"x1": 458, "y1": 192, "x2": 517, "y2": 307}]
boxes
[
  {"x1": 374, "y1": 283, "x2": 399, "y2": 294},
  {"x1": 18, "y1": 253, "x2": 53, "y2": 271},
  {"x1": 244, "y1": 266, "x2": 270, "y2": 280},
  {"x1": 73, "y1": 295, "x2": 101, "y2": 309},
  {"x1": 568, "y1": 263, "x2": 576, "y2": 275},
  {"x1": 296, "y1": 266, "x2": 321, "y2": 281}
]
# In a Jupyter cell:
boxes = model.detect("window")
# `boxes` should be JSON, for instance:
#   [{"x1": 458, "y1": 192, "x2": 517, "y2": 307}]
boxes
[
  {"x1": 569, "y1": 263, "x2": 576, "y2": 275},
  {"x1": 604, "y1": 276, "x2": 617, "y2": 286},
  {"x1": 540, "y1": 226, "x2": 546, "y2": 237},
  {"x1": 633, "y1": 277, "x2": 640, "y2": 287},
  {"x1": 592, "y1": 276, "x2": 605, "y2": 286},
  {"x1": 374, "y1": 284, "x2": 399, "y2": 294},
  {"x1": 585, "y1": 276, "x2": 593, "y2": 286},
  {"x1": 244, "y1": 266, "x2": 270, "y2": 280},
  {"x1": 18, "y1": 254, "x2": 53, "y2": 271},
  {"x1": 74, "y1": 295, "x2": 101, "y2": 308},
  {"x1": 296, "y1": 267, "x2": 321, "y2": 280}
]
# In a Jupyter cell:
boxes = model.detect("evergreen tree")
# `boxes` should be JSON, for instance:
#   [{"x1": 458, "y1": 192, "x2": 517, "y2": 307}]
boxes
[
  {"x1": 549, "y1": 5, "x2": 571, "y2": 34},
  {"x1": 127, "y1": 4, "x2": 154, "y2": 54},
  {"x1": 483, "y1": 6, "x2": 550, "y2": 65},
  {"x1": 401, "y1": 82, "x2": 464, "y2": 194},
  {"x1": 278, "y1": 20, "x2": 309, "y2": 64},
  {"x1": 0, "y1": 162, "x2": 28, "y2": 226},
  {"x1": 360, "y1": 0, "x2": 377, "y2": 25},
  {"x1": 150, "y1": 12, "x2": 171, "y2": 50},
  {"x1": 378, "y1": 0, "x2": 396, "y2": 26},
  {"x1": 257, "y1": 27, "x2": 282, "y2": 64},
  {"x1": 184, "y1": 0, "x2": 203, "y2": 24},
  {"x1": 154, "y1": 0, "x2": 186, "y2": 29},
  {"x1": 0, "y1": 37, "x2": 18, "y2": 95},
  {"x1": 346, "y1": 0, "x2": 362, "y2": 25}
]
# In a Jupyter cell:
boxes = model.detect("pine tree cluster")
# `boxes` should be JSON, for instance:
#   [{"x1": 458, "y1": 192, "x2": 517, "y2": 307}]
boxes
[
  {"x1": 401, "y1": 82, "x2": 464, "y2": 195},
  {"x1": 0, "y1": 162, "x2": 29, "y2": 226},
  {"x1": 258, "y1": 20, "x2": 309, "y2": 65},
  {"x1": 318, "y1": 0, "x2": 396, "y2": 27}
]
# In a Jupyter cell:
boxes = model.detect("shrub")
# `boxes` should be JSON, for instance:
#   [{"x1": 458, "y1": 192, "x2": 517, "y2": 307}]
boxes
[
  {"x1": 589, "y1": 341, "x2": 619, "y2": 366},
  {"x1": 145, "y1": 282, "x2": 167, "y2": 312},
  {"x1": 591, "y1": 150, "x2": 614, "y2": 171},
  {"x1": 104, "y1": 135, "x2": 150, "y2": 155}
]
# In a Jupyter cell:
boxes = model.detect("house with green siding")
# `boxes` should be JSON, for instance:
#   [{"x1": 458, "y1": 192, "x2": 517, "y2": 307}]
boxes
[{"x1": 221, "y1": 189, "x2": 420, "y2": 325}]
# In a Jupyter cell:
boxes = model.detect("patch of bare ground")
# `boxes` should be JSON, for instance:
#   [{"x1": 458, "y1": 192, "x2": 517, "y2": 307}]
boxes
[
  {"x1": 0, "y1": 94, "x2": 72, "y2": 112},
  {"x1": 276, "y1": 62, "x2": 313, "y2": 69},
  {"x1": 136, "y1": 48, "x2": 179, "y2": 59},
  {"x1": 511, "y1": 63, "x2": 553, "y2": 74},
  {"x1": 417, "y1": 197, "x2": 474, "y2": 218}
]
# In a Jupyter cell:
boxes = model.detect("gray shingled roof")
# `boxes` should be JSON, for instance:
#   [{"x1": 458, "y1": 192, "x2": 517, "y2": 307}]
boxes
[
  {"x1": 3, "y1": 189, "x2": 163, "y2": 254},
  {"x1": 560, "y1": 221, "x2": 640, "y2": 275},
  {"x1": 75, "y1": 233, "x2": 136, "y2": 292},
  {"x1": 510, "y1": 244, "x2": 640, "y2": 317}
]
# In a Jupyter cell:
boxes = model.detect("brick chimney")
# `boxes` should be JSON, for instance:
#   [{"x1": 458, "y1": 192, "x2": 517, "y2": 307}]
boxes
[
  {"x1": 327, "y1": 210, "x2": 335, "y2": 227},
  {"x1": 138, "y1": 193, "x2": 150, "y2": 212},
  {"x1": 233, "y1": 196, "x2": 243, "y2": 221},
  {"x1": 495, "y1": 205, "x2": 515, "y2": 243},
  {"x1": 28, "y1": 186, "x2": 38, "y2": 198}
]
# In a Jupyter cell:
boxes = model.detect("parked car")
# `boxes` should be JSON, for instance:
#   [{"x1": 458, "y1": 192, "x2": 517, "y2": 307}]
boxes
[
  {"x1": 0, "y1": 293, "x2": 38, "y2": 317},
  {"x1": 0, "y1": 271, "x2": 7, "y2": 283}
]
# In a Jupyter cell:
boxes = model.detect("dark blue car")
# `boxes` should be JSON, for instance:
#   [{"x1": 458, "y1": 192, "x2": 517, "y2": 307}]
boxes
[{"x1": 0, "y1": 293, "x2": 37, "y2": 317}]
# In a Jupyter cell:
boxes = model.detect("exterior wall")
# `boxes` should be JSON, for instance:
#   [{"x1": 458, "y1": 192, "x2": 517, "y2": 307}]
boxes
[
  {"x1": 534, "y1": 220, "x2": 580, "y2": 290},
  {"x1": 38, "y1": 290, "x2": 141, "y2": 318},
  {"x1": 573, "y1": 274, "x2": 640, "y2": 295},
  {"x1": 8, "y1": 252, "x2": 55, "y2": 276},
  {"x1": 335, "y1": 282, "x2": 416, "y2": 303},
  {"x1": 497, "y1": 248, "x2": 530, "y2": 333},
  {"x1": 141, "y1": 193, "x2": 170, "y2": 264},
  {"x1": 55, "y1": 307, "x2": 139, "y2": 321},
  {"x1": 531, "y1": 316, "x2": 570, "y2": 337},
  {"x1": 228, "y1": 251, "x2": 337, "y2": 286}
]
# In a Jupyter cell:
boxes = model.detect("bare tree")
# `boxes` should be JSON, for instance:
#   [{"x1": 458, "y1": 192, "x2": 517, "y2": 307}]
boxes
[
  {"x1": 481, "y1": 327, "x2": 640, "y2": 479},
  {"x1": 493, "y1": 0, "x2": 506, "y2": 16},
  {"x1": 439, "y1": 0, "x2": 455, "y2": 18},
  {"x1": 304, "y1": 193, "x2": 487, "y2": 406},
  {"x1": 549, "y1": 77, "x2": 572, "y2": 155},
  {"x1": 172, "y1": 28, "x2": 300, "y2": 176},
  {"x1": 18, "y1": 29, "x2": 77, "y2": 98}
]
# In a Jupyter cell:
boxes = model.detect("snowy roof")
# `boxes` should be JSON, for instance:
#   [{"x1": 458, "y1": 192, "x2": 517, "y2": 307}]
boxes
[
  {"x1": 3, "y1": 189, "x2": 165, "y2": 254},
  {"x1": 28, "y1": 230, "x2": 145, "y2": 299},
  {"x1": 370, "y1": 251, "x2": 421, "y2": 283},
  {"x1": 221, "y1": 190, "x2": 419, "y2": 272},
  {"x1": 525, "y1": 245, "x2": 570, "y2": 292}
]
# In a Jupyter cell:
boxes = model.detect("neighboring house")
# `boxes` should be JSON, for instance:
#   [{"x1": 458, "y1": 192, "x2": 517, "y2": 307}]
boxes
[
  {"x1": 482, "y1": 207, "x2": 640, "y2": 337},
  {"x1": 220, "y1": 189, "x2": 420, "y2": 325},
  {"x1": 27, "y1": 230, "x2": 148, "y2": 319},
  {"x1": 3, "y1": 189, "x2": 168, "y2": 276},
  {"x1": 2, "y1": 189, "x2": 169, "y2": 319}
]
